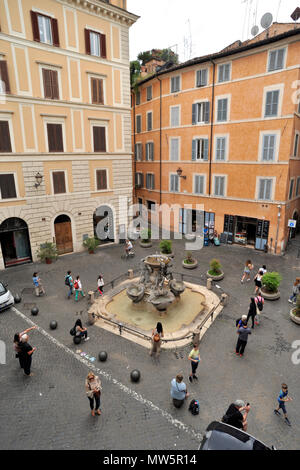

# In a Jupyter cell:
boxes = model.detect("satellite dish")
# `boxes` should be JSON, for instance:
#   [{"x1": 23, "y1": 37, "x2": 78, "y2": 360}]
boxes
[
  {"x1": 251, "y1": 25, "x2": 259, "y2": 36},
  {"x1": 261, "y1": 12, "x2": 273, "y2": 30}
]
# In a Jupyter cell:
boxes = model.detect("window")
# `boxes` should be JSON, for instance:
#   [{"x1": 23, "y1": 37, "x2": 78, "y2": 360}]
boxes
[
  {"x1": 93, "y1": 126, "x2": 106, "y2": 152},
  {"x1": 192, "y1": 138, "x2": 208, "y2": 161},
  {"x1": 147, "y1": 200, "x2": 156, "y2": 211},
  {"x1": 294, "y1": 133, "x2": 299, "y2": 157},
  {"x1": 146, "y1": 86, "x2": 152, "y2": 101},
  {"x1": 136, "y1": 115, "x2": 141, "y2": 133},
  {"x1": 262, "y1": 134, "x2": 276, "y2": 161},
  {"x1": 265, "y1": 90, "x2": 279, "y2": 117},
  {"x1": 218, "y1": 63, "x2": 231, "y2": 83},
  {"x1": 194, "y1": 175, "x2": 205, "y2": 195},
  {"x1": 268, "y1": 48, "x2": 285, "y2": 72},
  {"x1": 52, "y1": 171, "x2": 66, "y2": 194},
  {"x1": 170, "y1": 138, "x2": 179, "y2": 161},
  {"x1": 84, "y1": 29, "x2": 106, "y2": 58},
  {"x1": 170, "y1": 106, "x2": 180, "y2": 127},
  {"x1": 289, "y1": 179, "x2": 295, "y2": 200},
  {"x1": 30, "y1": 11, "x2": 59, "y2": 47},
  {"x1": 196, "y1": 69, "x2": 207, "y2": 87},
  {"x1": 145, "y1": 142, "x2": 154, "y2": 161},
  {"x1": 91, "y1": 77, "x2": 104, "y2": 104},
  {"x1": 47, "y1": 123, "x2": 63, "y2": 152},
  {"x1": 0, "y1": 174, "x2": 17, "y2": 199},
  {"x1": 215, "y1": 137, "x2": 226, "y2": 161},
  {"x1": 42, "y1": 69, "x2": 59, "y2": 99},
  {"x1": 171, "y1": 75, "x2": 180, "y2": 93},
  {"x1": 296, "y1": 177, "x2": 300, "y2": 196},
  {"x1": 135, "y1": 172, "x2": 143, "y2": 188},
  {"x1": 258, "y1": 178, "x2": 273, "y2": 200},
  {"x1": 96, "y1": 169, "x2": 108, "y2": 191},
  {"x1": 214, "y1": 176, "x2": 225, "y2": 196},
  {"x1": 135, "y1": 143, "x2": 143, "y2": 161},
  {"x1": 217, "y1": 98, "x2": 228, "y2": 122},
  {"x1": 136, "y1": 91, "x2": 141, "y2": 105},
  {"x1": 0, "y1": 61, "x2": 11, "y2": 94},
  {"x1": 192, "y1": 102, "x2": 210, "y2": 124},
  {"x1": 170, "y1": 174, "x2": 179, "y2": 192},
  {"x1": 0, "y1": 121, "x2": 12, "y2": 152},
  {"x1": 147, "y1": 112, "x2": 152, "y2": 131},
  {"x1": 146, "y1": 173, "x2": 155, "y2": 190}
]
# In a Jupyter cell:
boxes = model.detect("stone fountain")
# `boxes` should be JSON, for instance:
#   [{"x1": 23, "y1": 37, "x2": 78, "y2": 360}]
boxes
[{"x1": 126, "y1": 254, "x2": 185, "y2": 311}]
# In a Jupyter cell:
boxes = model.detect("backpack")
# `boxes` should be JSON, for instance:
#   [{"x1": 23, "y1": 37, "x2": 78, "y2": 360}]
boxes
[
  {"x1": 74, "y1": 280, "x2": 79, "y2": 290},
  {"x1": 188, "y1": 399, "x2": 199, "y2": 415},
  {"x1": 256, "y1": 297, "x2": 263, "y2": 311},
  {"x1": 65, "y1": 275, "x2": 71, "y2": 286},
  {"x1": 70, "y1": 326, "x2": 76, "y2": 336},
  {"x1": 153, "y1": 333, "x2": 160, "y2": 342},
  {"x1": 235, "y1": 317, "x2": 241, "y2": 327}
]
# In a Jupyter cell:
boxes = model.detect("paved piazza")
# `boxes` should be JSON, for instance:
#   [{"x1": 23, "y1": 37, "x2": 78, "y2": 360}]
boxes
[{"x1": 0, "y1": 238, "x2": 299, "y2": 450}]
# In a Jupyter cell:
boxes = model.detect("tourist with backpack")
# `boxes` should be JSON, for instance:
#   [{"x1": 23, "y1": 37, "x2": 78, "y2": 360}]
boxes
[
  {"x1": 170, "y1": 374, "x2": 189, "y2": 408},
  {"x1": 74, "y1": 275, "x2": 85, "y2": 302},
  {"x1": 65, "y1": 271, "x2": 73, "y2": 299},
  {"x1": 70, "y1": 319, "x2": 89, "y2": 342},
  {"x1": 222, "y1": 400, "x2": 251, "y2": 431},
  {"x1": 254, "y1": 269, "x2": 264, "y2": 295},
  {"x1": 188, "y1": 343, "x2": 201, "y2": 383},
  {"x1": 149, "y1": 322, "x2": 164, "y2": 357},
  {"x1": 254, "y1": 291, "x2": 264, "y2": 325},
  {"x1": 247, "y1": 298, "x2": 257, "y2": 329},
  {"x1": 236, "y1": 315, "x2": 248, "y2": 329}
]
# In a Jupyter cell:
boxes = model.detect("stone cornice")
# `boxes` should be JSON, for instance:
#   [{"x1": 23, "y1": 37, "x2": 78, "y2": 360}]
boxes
[{"x1": 60, "y1": 0, "x2": 139, "y2": 27}]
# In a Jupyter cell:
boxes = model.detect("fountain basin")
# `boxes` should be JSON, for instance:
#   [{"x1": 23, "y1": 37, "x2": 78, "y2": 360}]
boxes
[
  {"x1": 169, "y1": 279, "x2": 185, "y2": 297},
  {"x1": 126, "y1": 283, "x2": 145, "y2": 303}
]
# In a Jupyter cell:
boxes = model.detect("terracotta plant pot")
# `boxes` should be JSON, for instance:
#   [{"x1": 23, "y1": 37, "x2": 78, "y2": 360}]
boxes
[
  {"x1": 182, "y1": 260, "x2": 198, "y2": 269},
  {"x1": 206, "y1": 270, "x2": 224, "y2": 281},
  {"x1": 45, "y1": 258, "x2": 52, "y2": 264},
  {"x1": 261, "y1": 287, "x2": 280, "y2": 300},
  {"x1": 290, "y1": 308, "x2": 300, "y2": 325}
]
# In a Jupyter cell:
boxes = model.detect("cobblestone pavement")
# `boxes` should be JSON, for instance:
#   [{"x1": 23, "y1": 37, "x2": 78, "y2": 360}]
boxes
[{"x1": 0, "y1": 238, "x2": 299, "y2": 450}]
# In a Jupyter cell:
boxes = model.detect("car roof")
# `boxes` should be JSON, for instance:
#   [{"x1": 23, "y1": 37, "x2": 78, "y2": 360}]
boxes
[{"x1": 202, "y1": 421, "x2": 271, "y2": 450}]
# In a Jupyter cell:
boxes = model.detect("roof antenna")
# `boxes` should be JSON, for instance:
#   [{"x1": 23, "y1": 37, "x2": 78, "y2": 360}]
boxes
[{"x1": 260, "y1": 12, "x2": 273, "y2": 38}]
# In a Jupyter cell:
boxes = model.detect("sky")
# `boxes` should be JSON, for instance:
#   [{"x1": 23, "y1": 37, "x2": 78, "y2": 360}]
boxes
[{"x1": 127, "y1": 0, "x2": 299, "y2": 62}]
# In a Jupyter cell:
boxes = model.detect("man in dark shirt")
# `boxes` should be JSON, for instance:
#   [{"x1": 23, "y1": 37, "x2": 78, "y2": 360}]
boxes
[
  {"x1": 19, "y1": 334, "x2": 36, "y2": 376},
  {"x1": 236, "y1": 323, "x2": 252, "y2": 356},
  {"x1": 222, "y1": 400, "x2": 251, "y2": 431}
]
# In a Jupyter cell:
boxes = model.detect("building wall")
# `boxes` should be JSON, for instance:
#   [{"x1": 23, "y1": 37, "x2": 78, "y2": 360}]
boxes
[
  {"x1": 0, "y1": 0, "x2": 137, "y2": 269},
  {"x1": 132, "y1": 31, "x2": 300, "y2": 253}
]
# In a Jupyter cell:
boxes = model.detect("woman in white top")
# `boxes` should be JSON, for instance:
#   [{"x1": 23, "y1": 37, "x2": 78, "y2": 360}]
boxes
[{"x1": 97, "y1": 274, "x2": 104, "y2": 296}]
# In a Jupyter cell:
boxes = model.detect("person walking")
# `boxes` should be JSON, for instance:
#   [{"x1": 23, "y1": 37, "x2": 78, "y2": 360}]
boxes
[
  {"x1": 74, "y1": 275, "x2": 85, "y2": 302},
  {"x1": 247, "y1": 298, "x2": 257, "y2": 329},
  {"x1": 149, "y1": 322, "x2": 164, "y2": 357},
  {"x1": 241, "y1": 260, "x2": 253, "y2": 283},
  {"x1": 254, "y1": 291, "x2": 264, "y2": 325},
  {"x1": 97, "y1": 274, "x2": 104, "y2": 296},
  {"x1": 274, "y1": 383, "x2": 293, "y2": 426},
  {"x1": 236, "y1": 323, "x2": 252, "y2": 356},
  {"x1": 254, "y1": 269, "x2": 264, "y2": 295},
  {"x1": 13, "y1": 326, "x2": 37, "y2": 369},
  {"x1": 236, "y1": 315, "x2": 248, "y2": 329},
  {"x1": 222, "y1": 400, "x2": 251, "y2": 431},
  {"x1": 259, "y1": 265, "x2": 267, "y2": 275},
  {"x1": 65, "y1": 271, "x2": 73, "y2": 299},
  {"x1": 74, "y1": 319, "x2": 89, "y2": 341},
  {"x1": 32, "y1": 272, "x2": 45, "y2": 297},
  {"x1": 288, "y1": 280, "x2": 300, "y2": 304},
  {"x1": 170, "y1": 374, "x2": 189, "y2": 408},
  {"x1": 19, "y1": 334, "x2": 36, "y2": 376},
  {"x1": 188, "y1": 343, "x2": 201, "y2": 383},
  {"x1": 85, "y1": 371, "x2": 102, "y2": 416}
]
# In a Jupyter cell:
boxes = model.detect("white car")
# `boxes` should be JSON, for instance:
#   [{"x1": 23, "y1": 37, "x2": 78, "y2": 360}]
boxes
[{"x1": 0, "y1": 281, "x2": 14, "y2": 312}]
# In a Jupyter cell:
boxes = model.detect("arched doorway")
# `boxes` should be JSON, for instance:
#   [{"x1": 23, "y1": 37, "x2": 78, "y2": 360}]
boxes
[
  {"x1": 0, "y1": 218, "x2": 32, "y2": 268},
  {"x1": 54, "y1": 214, "x2": 73, "y2": 254},
  {"x1": 93, "y1": 205, "x2": 115, "y2": 244}
]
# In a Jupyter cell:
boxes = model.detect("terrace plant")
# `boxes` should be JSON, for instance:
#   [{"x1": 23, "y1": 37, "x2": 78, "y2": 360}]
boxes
[
  {"x1": 208, "y1": 259, "x2": 222, "y2": 276},
  {"x1": 261, "y1": 272, "x2": 282, "y2": 293}
]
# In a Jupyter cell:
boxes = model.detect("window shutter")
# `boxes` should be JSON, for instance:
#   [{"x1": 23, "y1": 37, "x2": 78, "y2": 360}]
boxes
[
  {"x1": 147, "y1": 112, "x2": 152, "y2": 131},
  {"x1": 91, "y1": 78, "x2": 97, "y2": 103},
  {"x1": 51, "y1": 18, "x2": 60, "y2": 47},
  {"x1": 53, "y1": 171, "x2": 66, "y2": 194},
  {"x1": 134, "y1": 144, "x2": 138, "y2": 161},
  {"x1": 0, "y1": 61, "x2": 11, "y2": 93},
  {"x1": 204, "y1": 102, "x2": 210, "y2": 123},
  {"x1": 85, "y1": 29, "x2": 91, "y2": 55},
  {"x1": 100, "y1": 34, "x2": 107, "y2": 58},
  {"x1": 98, "y1": 79, "x2": 104, "y2": 104},
  {"x1": 47, "y1": 124, "x2": 63, "y2": 152},
  {"x1": 265, "y1": 180, "x2": 272, "y2": 200},
  {"x1": 192, "y1": 103, "x2": 197, "y2": 125},
  {"x1": 192, "y1": 139, "x2": 197, "y2": 161},
  {"x1": 30, "y1": 10, "x2": 40, "y2": 42},
  {"x1": 277, "y1": 49, "x2": 284, "y2": 69},
  {"x1": 43, "y1": 69, "x2": 52, "y2": 98},
  {"x1": 0, "y1": 121, "x2": 12, "y2": 152},
  {"x1": 268, "y1": 51, "x2": 276, "y2": 71},
  {"x1": 220, "y1": 177, "x2": 224, "y2": 196},
  {"x1": 150, "y1": 142, "x2": 154, "y2": 161},
  {"x1": 93, "y1": 127, "x2": 106, "y2": 152},
  {"x1": 51, "y1": 70, "x2": 59, "y2": 99},
  {"x1": 0, "y1": 174, "x2": 16, "y2": 199},
  {"x1": 271, "y1": 90, "x2": 279, "y2": 116},
  {"x1": 141, "y1": 173, "x2": 144, "y2": 187},
  {"x1": 136, "y1": 115, "x2": 141, "y2": 133},
  {"x1": 97, "y1": 169, "x2": 107, "y2": 190},
  {"x1": 258, "y1": 180, "x2": 265, "y2": 199},
  {"x1": 152, "y1": 174, "x2": 155, "y2": 189},
  {"x1": 203, "y1": 139, "x2": 209, "y2": 160}
]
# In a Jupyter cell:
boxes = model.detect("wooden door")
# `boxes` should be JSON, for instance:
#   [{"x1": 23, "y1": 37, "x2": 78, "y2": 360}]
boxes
[{"x1": 55, "y1": 222, "x2": 73, "y2": 254}]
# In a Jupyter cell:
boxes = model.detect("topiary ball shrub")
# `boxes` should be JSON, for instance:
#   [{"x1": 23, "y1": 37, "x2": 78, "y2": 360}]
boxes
[{"x1": 262, "y1": 272, "x2": 282, "y2": 293}]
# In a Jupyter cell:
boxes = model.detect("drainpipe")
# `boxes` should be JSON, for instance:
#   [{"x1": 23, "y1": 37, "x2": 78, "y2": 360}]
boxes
[
  {"x1": 157, "y1": 76, "x2": 162, "y2": 206},
  {"x1": 209, "y1": 59, "x2": 216, "y2": 196},
  {"x1": 132, "y1": 90, "x2": 136, "y2": 202}
]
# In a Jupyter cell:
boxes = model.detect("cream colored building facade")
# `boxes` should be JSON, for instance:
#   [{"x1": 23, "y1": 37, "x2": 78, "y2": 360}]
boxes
[{"x1": 0, "y1": 0, "x2": 138, "y2": 268}]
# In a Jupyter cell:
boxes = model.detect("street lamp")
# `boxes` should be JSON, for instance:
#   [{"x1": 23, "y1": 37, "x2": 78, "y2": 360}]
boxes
[
  {"x1": 176, "y1": 168, "x2": 186, "y2": 180},
  {"x1": 34, "y1": 172, "x2": 43, "y2": 188}
]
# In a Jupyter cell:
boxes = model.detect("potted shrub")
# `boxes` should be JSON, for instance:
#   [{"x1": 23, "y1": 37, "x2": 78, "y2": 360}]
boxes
[
  {"x1": 182, "y1": 251, "x2": 198, "y2": 269},
  {"x1": 83, "y1": 237, "x2": 99, "y2": 254},
  {"x1": 261, "y1": 272, "x2": 281, "y2": 300},
  {"x1": 160, "y1": 240, "x2": 173, "y2": 257},
  {"x1": 290, "y1": 294, "x2": 300, "y2": 325},
  {"x1": 37, "y1": 242, "x2": 58, "y2": 264},
  {"x1": 139, "y1": 228, "x2": 152, "y2": 248},
  {"x1": 206, "y1": 258, "x2": 224, "y2": 281}
]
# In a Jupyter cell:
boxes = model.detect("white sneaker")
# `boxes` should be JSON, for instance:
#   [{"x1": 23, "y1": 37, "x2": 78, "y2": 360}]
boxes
[
  {"x1": 84, "y1": 337, "x2": 90, "y2": 341},
  {"x1": 288, "y1": 299, "x2": 293, "y2": 303}
]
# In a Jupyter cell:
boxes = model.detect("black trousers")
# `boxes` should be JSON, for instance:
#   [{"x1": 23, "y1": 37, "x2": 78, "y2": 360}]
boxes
[
  {"x1": 173, "y1": 398, "x2": 184, "y2": 408},
  {"x1": 191, "y1": 361, "x2": 199, "y2": 375},
  {"x1": 88, "y1": 393, "x2": 100, "y2": 410},
  {"x1": 23, "y1": 356, "x2": 32, "y2": 375},
  {"x1": 247, "y1": 313, "x2": 255, "y2": 328},
  {"x1": 236, "y1": 338, "x2": 247, "y2": 355}
]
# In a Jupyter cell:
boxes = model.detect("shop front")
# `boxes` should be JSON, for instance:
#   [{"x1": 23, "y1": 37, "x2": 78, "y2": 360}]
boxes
[
  {"x1": 179, "y1": 209, "x2": 215, "y2": 243},
  {"x1": 0, "y1": 217, "x2": 32, "y2": 268},
  {"x1": 223, "y1": 214, "x2": 270, "y2": 251}
]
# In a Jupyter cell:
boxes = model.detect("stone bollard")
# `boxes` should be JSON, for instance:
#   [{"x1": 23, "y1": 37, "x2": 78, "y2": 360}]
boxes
[
  {"x1": 128, "y1": 269, "x2": 134, "y2": 279},
  {"x1": 88, "y1": 310, "x2": 96, "y2": 325},
  {"x1": 88, "y1": 290, "x2": 95, "y2": 304},
  {"x1": 192, "y1": 328, "x2": 201, "y2": 346},
  {"x1": 207, "y1": 278, "x2": 212, "y2": 290},
  {"x1": 221, "y1": 293, "x2": 228, "y2": 306}
]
